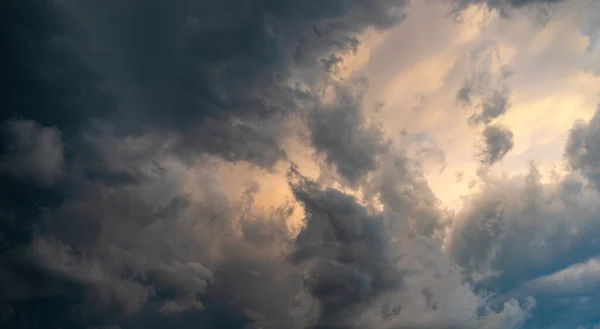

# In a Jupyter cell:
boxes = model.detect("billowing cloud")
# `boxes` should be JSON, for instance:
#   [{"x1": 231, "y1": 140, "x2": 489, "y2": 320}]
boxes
[
  {"x1": 309, "y1": 82, "x2": 388, "y2": 183},
  {"x1": 0, "y1": 156, "x2": 533, "y2": 329},
  {"x1": 447, "y1": 162, "x2": 600, "y2": 328},
  {"x1": 3, "y1": 0, "x2": 408, "y2": 170},
  {"x1": 455, "y1": 40, "x2": 514, "y2": 167},
  {"x1": 2, "y1": 0, "x2": 600, "y2": 329},
  {"x1": 469, "y1": 89, "x2": 511, "y2": 125},
  {"x1": 456, "y1": 40, "x2": 511, "y2": 112},
  {"x1": 566, "y1": 105, "x2": 600, "y2": 187},
  {"x1": 479, "y1": 123, "x2": 514, "y2": 165}
]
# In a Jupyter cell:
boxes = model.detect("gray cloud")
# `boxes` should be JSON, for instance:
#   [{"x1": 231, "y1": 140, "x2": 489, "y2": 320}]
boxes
[
  {"x1": 452, "y1": 0, "x2": 569, "y2": 12},
  {"x1": 456, "y1": 85, "x2": 473, "y2": 106},
  {"x1": 448, "y1": 164, "x2": 594, "y2": 291},
  {"x1": 447, "y1": 162, "x2": 600, "y2": 328},
  {"x1": 456, "y1": 41, "x2": 514, "y2": 166},
  {"x1": 69, "y1": 0, "x2": 409, "y2": 168},
  {"x1": 457, "y1": 41, "x2": 512, "y2": 126},
  {"x1": 446, "y1": 105, "x2": 600, "y2": 328},
  {"x1": 309, "y1": 82, "x2": 389, "y2": 183},
  {"x1": 469, "y1": 89, "x2": 511, "y2": 125},
  {"x1": 3, "y1": 0, "x2": 408, "y2": 173},
  {"x1": 478, "y1": 123, "x2": 514, "y2": 165},
  {"x1": 367, "y1": 154, "x2": 450, "y2": 238},
  {"x1": 1, "y1": 1, "x2": 594, "y2": 329},
  {"x1": 0, "y1": 153, "x2": 531, "y2": 329},
  {"x1": 288, "y1": 167, "x2": 400, "y2": 328},
  {"x1": 287, "y1": 166, "x2": 529, "y2": 329},
  {"x1": 1, "y1": 1, "x2": 421, "y2": 326},
  {"x1": 566, "y1": 105, "x2": 600, "y2": 187},
  {"x1": 1, "y1": 0, "x2": 409, "y2": 287},
  {"x1": 1, "y1": 120, "x2": 64, "y2": 186},
  {"x1": 0, "y1": 162, "x2": 303, "y2": 328}
]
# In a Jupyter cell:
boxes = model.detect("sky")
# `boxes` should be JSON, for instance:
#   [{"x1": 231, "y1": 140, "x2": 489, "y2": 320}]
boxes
[{"x1": 1, "y1": 0, "x2": 600, "y2": 328}]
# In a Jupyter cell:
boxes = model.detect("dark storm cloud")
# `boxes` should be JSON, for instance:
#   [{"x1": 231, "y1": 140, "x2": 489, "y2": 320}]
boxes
[
  {"x1": 78, "y1": 0, "x2": 405, "y2": 165},
  {"x1": 0, "y1": 165, "x2": 301, "y2": 329},
  {"x1": 2, "y1": 0, "x2": 586, "y2": 328},
  {"x1": 369, "y1": 154, "x2": 449, "y2": 238},
  {"x1": 0, "y1": 154, "x2": 523, "y2": 329},
  {"x1": 288, "y1": 166, "x2": 399, "y2": 328},
  {"x1": 2, "y1": 0, "x2": 408, "y2": 171},
  {"x1": 309, "y1": 82, "x2": 388, "y2": 183},
  {"x1": 1, "y1": 120, "x2": 65, "y2": 186},
  {"x1": 565, "y1": 105, "x2": 600, "y2": 188},
  {"x1": 478, "y1": 123, "x2": 514, "y2": 165},
  {"x1": 286, "y1": 167, "x2": 525, "y2": 328},
  {"x1": 1, "y1": 0, "x2": 415, "y2": 328},
  {"x1": 0, "y1": 159, "x2": 472, "y2": 329}
]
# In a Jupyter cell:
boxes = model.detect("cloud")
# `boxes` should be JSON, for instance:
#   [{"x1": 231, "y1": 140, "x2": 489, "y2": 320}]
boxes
[
  {"x1": 469, "y1": 89, "x2": 511, "y2": 125},
  {"x1": 3, "y1": 0, "x2": 408, "y2": 171},
  {"x1": 1, "y1": 120, "x2": 64, "y2": 186},
  {"x1": 0, "y1": 1, "x2": 411, "y2": 324},
  {"x1": 452, "y1": 0, "x2": 570, "y2": 12},
  {"x1": 457, "y1": 40, "x2": 510, "y2": 102},
  {"x1": 478, "y1": 123, "x2": 514, "y2": 165},
  {"x1": 566, "y1": 105, "x2": 600, "y2": 187},
  {"x1": 0, "y1": 147, "x2": 532, "y2": 329},
  {"x1": 456, "y1": 40, "x2": 512, "y2": 127},
  {"x1": 287, "y1": 166, "x2": 528, "y2": 329},
  {"x1": 456, "y1": 85, "x2": 474, "y2": 105},
  {"x1": 0, "y1": 160, "x2": 304, "y2": 328},
  {"x1": 449, "y1": 164, "x2": 596, "y2": 285},
  {"x1": 509, "y1": 257, "x2": 600, "y2": 328},
  {"x1": 402, "y1": 131, "x2": 447, "y2": 172},
  {"x1": 446, "y1": 102, "x2": 600, "y2": 327},
  {"x1": 2, "y1": 1, "x2": 599, "y2": 329},
  {"x1": 288, "y1": 167, "x2": 400, "y2": 328},
  {"x1": 309, "y1": 82, "x2": 388, "y2": 183},
  {"x1": 454, "y1": 40, "x2": 514, "y2": 167}
]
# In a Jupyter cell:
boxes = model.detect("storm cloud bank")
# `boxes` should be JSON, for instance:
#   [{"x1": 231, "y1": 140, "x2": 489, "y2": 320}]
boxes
[{"x1": 1, "y1": 0, "x2": 598, "y2": 329}]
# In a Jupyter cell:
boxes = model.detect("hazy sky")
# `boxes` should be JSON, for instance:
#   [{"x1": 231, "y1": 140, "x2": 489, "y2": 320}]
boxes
[{"x1": 2, "y1": 1, "x2": 600, "y2": 329}]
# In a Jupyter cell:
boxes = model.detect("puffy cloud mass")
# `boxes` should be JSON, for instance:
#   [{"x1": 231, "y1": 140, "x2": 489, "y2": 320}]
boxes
[
  {"x1": 566, "y1": 104, "x2": 600, "y2": 187},
  {"x1": 479, "y1": 124, "x2": 514, "y2": 165},
  {"x1": 1, "y1": 0, "x2": 599, "y2": 329}
]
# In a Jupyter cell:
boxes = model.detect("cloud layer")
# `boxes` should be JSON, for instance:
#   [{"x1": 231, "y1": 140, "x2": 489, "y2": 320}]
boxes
[{"x1": 2, "y1": 0, "x2": 600, "y2": 329}]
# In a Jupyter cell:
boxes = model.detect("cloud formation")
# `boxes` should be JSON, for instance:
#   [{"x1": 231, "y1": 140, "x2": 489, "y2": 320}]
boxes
[
  {"x1": 309, "y1": 82, "x2": 388, "y2": 183},
  {"x1": 453, "y1": 0, "x2": 569, "y2": 12},
  {"x1": 1, "y1": 120, "x2": 65, "y2": 186},
  {"x1": 479, "y1": 123, "x2": 515, "y2": 165},
  {"x1": 3, "y1": 0, "x2": 408, "y2": 170},
  {"x1": 469, "y1": 89, "x2": 511, "y2": 125},
  {"x1": 566, "y1": 104, "x2": 600, "y2": 187},
  {"x1": 2, "y1": 0, "x2": 600, "y2": 329}
]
